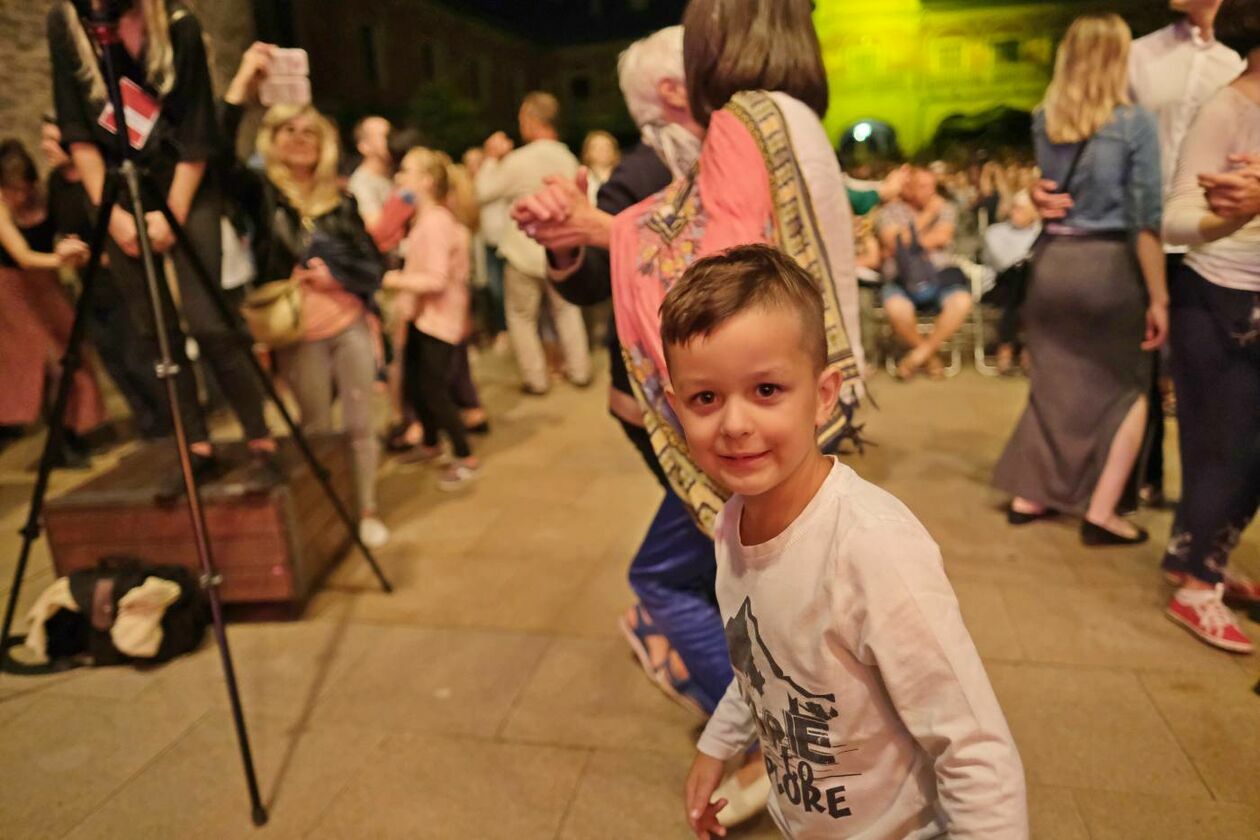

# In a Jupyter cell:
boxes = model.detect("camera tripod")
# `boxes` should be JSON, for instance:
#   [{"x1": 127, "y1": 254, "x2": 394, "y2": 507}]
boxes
[{"x1": 0, "y1": 9, "x2": 392, "y2": 828}]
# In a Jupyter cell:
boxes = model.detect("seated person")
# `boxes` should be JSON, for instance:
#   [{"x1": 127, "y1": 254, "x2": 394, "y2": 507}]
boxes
[
  {"x1": 875, "y1": 166, "x2": 973, "y2": 378},
  {"x1": 981, "y1": 189, "x2": 1042, "y2": 372}
]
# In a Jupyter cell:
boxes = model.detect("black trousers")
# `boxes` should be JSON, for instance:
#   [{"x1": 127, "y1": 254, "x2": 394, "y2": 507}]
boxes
[
  {"x1": 406, "y1": 327, "x2": 471, "y2": 459},
  {"x1": 982, "y1": 263, "x2": 1030, "y2": 347},
  {"x1": 1124, "y1": 254, "x2": 1181, "y2": 505},
  {"x1": 105, "y1": 181, "x2": 268, "y2": 444},
  {"x1": 1161, "y1": 266, "x2": 1260, "y2": 585},
  {"x1": 450, "y1": 342, "x2": 480, "y2": 410},
  {"x1": 84, "y1": 272, "x2": 169, "y2": 439}
]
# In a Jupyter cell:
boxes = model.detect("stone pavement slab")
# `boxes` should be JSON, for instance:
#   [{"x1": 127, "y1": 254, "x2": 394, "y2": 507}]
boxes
[{"x1": 0, "y1": 358, "x2": 1257, "y2": 838}]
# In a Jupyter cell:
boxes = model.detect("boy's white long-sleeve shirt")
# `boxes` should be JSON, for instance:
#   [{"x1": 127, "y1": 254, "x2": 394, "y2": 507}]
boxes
[{"x1": 697, "y1": 461, "x2": 1027, "y2": 839}]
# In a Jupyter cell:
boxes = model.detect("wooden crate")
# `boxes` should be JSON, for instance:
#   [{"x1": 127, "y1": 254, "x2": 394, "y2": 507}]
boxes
[{"x1": 44, "y1": 435, "x2": 354, "y2": 614}]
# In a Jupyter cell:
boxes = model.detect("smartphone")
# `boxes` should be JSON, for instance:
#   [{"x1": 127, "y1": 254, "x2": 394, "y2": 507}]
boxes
[
  {"x1": 260, "y1": 76, "x2": 312, "y2": 107},
  {"x1": 269, "y1": 48, "x2": 310, "y2": 78},
  {"x1": 259, "y1": 47, "x2": 311, "y2": 107}
]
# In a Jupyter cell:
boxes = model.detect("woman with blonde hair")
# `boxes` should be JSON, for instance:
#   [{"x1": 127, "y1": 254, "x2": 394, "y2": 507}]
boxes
[
  {"x1": 994, "y1": 13, "x2": 1168, "y2": 545},
  {"x1": 382, "y1": 148, "x2": 479, "y2": 489},
  {"x1": 224, "y1": 44, "x2": 389, "y2": 546},
  {"x1": 48, "y1": 0, "x2": 274, "y2": 494}
]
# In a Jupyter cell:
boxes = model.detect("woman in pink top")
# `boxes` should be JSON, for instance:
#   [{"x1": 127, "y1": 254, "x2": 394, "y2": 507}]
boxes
[{"x1": 384, "y1": 148, "x2": 479, "y2": 490}]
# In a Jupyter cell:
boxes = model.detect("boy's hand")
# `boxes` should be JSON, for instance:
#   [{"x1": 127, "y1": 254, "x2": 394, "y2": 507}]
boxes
[{"x1": 684, "y1": 752, "x2": 728, "y2": 839}]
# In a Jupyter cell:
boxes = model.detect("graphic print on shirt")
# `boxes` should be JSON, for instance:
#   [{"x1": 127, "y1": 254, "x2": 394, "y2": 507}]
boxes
[{"x1": 726, "y1": 597, "x2": 857, "y2": 822}]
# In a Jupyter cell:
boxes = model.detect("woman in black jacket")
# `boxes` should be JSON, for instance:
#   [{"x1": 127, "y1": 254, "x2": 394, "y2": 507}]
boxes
[
  {"x1": 224, "y1": 44, "x2": 389, "y2": 548},
  {"x1": 47, "y1": 0, "x2": 273, "y2": 491}
]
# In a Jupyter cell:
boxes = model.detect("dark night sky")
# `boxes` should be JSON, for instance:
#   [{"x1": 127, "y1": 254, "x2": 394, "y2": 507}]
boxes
[{"x1": 434, "y1": 0, "x2": 688, "y2": 45}]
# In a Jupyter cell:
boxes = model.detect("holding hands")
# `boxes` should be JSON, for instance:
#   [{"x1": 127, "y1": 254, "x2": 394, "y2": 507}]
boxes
[
  {"x1": 511, "y1": 167, "x2": 613, "y2": 254},
  {"x1": 1200, "y1": 152, "x2": 1260, "y2": 220}
]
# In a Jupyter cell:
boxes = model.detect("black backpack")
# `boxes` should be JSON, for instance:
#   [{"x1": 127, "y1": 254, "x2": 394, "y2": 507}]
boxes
[{"x1": 6, "y1": 556, "x2": 210, "y2": 674}]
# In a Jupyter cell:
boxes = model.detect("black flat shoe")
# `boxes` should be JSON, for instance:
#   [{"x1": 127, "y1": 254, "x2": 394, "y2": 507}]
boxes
[
  {"x1": 155, "y1": 451, "x2": 221, "y2": 504},
  {"x1": 1081, "y1": 519, "x2": 1149, "y2": 546},
  {"x1": 239, "y1": 450, "x2": 284, "y2": 493},
  {"x1": 1007, "y1": 505, "x2": 1057, "y2": 525},
  {"x1": 465, "y1": 421, "x2": 491, "y2": 436}
]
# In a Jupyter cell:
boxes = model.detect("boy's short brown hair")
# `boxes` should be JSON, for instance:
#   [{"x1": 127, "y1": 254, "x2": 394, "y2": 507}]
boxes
[{"x1": 660, "y1": 244, "x2": 827, "y2": 371}]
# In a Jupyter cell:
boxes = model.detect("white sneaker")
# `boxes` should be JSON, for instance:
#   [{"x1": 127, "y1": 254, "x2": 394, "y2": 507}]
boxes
[
  {"x1": 358, "y1": 517, "x2": 390, "y2": 549},
  {"x1": 713, "y1": 763, "x2": 770, "y2": 828},
  {"x1": 437, "y1": 462, "x2": 480, "y2": 492}
]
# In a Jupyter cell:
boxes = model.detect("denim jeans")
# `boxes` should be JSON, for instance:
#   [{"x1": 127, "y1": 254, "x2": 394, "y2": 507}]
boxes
[{"x1": 628, "y1": 489, "x2": 732, "y2": 713}]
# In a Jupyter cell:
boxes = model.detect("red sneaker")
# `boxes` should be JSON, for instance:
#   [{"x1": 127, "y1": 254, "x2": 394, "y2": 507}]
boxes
[
  {"x1": 1165, "y1": 585, "x2": 1254, "y2": 654},
  {"x1": 1164, "y1": 570, "x2": 1260, "y2": 605}
]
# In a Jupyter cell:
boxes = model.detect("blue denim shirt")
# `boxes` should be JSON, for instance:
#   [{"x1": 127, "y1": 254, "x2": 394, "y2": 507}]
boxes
[{"x1": 1033, "y1": 105, "x2": 1163, "y2": 233}]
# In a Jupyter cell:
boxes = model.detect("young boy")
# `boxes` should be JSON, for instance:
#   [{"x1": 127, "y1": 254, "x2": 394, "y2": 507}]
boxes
[{"x1": 663, "y1": 245, "x2": 1027, "y2": 839}]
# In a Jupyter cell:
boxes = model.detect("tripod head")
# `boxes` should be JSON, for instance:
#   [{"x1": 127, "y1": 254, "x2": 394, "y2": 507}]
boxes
[
  {"x1": 70, "y1": 0, "x2": 134, "y2": 28},
  {"x1": 69, "y1": 0, "x2": 139, "y2": 161}
]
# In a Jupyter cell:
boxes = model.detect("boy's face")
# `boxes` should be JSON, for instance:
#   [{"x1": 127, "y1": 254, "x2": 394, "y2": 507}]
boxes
[{"x1": 667, "y1": 306, "x2": 842, "y2": 500}]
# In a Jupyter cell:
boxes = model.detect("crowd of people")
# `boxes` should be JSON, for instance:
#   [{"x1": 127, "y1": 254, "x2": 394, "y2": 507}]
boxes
[{"x1": 1, "y1": 0, "x2": 1258, "y2": 836}]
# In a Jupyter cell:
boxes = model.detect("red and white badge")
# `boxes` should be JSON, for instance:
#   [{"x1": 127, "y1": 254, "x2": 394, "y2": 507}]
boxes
[{"x1": 97, "y1": 78, "x2": 161, "y2": 151}]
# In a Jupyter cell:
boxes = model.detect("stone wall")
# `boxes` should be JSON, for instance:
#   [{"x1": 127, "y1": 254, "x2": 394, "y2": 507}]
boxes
[{"x1": 0, "y1": 0, "x2": 253, "y2": 176}]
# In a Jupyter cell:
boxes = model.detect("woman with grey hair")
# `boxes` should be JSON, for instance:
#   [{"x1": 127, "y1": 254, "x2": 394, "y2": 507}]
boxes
[{"x1": 512, "y1": 25, "x2": 735, "y2": 726}]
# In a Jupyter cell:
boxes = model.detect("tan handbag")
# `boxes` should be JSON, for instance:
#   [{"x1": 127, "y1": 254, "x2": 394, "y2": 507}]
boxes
[{"x1": 240, "y1": 278, "x2": 304, "y2": 347}]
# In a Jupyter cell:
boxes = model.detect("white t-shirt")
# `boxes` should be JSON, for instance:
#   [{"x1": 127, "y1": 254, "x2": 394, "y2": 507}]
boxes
[
  {"x1": 1165, "y1": 86, "x2": 1260, "y2": 292},
  {"x1": 697, "y1": 460, "x2": 1027, "y2": 840}
]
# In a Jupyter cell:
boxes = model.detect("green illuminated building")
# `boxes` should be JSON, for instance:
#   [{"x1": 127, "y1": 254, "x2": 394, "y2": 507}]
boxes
[{"x1": 816, "y1": 0, "x2": 1173, "y2": 150}]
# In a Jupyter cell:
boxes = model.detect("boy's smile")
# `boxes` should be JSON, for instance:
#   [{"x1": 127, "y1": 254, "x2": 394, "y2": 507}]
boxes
[{"x1": 667, "y1": 305, "x2": 842, "y2": 538}]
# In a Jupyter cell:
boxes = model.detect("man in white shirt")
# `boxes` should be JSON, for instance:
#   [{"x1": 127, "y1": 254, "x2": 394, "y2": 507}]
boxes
[
  {"x1": 1126, "y1": 0, "x2": 1244, "y2": 508},
  {"x1": 1130, "y1": 2, "x2": 1246, "y2": 203},
  {"x1": 346, "y1": 115, "x2": 394, "y2": 229},
  {"x1": 476, "y1": 93, "x2": 591, "y2": 394}
]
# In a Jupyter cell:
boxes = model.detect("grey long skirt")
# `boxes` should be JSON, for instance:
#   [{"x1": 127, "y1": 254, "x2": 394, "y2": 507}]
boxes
[{"x1": 993, "y1": 236, "x2": 1150, "y2": 513}]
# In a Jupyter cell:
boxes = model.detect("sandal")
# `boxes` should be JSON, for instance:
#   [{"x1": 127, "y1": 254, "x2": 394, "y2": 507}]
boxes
[
  {"x1": 617, "y1": 605, "x2": 708, "y2": 716},
  {"x1": 653, "y1": 650, "x2": 709, "y2": 717},
  {"x1": 617, "y1": 604, "x2": 664, "y2": 683}
]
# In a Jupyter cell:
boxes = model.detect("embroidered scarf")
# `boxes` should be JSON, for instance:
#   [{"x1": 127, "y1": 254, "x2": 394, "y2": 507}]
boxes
[{"x1": 610, "y1": 91, "x2": 862, "y2": 536}]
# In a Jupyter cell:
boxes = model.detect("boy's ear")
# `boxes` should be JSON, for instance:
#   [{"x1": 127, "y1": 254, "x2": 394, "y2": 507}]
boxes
[
  {"x1": 664, "y1": 382, "x2": 677, "y2": 414},
  {"x1": 814, "y1": 365, "x2": 844, "y2": 428}
]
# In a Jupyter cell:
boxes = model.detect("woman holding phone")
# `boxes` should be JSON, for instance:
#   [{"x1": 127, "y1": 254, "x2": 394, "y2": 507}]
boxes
[
  {"x1": 223, "y1": 43, "x2": 390, "y2": 547},
  {"x1": 47, "y1": 0, "x2": 274, "y2": 496}
]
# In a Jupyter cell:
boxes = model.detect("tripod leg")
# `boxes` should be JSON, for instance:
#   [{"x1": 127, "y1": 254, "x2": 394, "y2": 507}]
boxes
[
  {"x1": 0, "y1": 172, "x2": 121, "y2": 675},
  {"x1": 120, "y1": 163, "x2": 268, "y2": 825},
  {"x1": 153, "y1": 193, "x2": 393, "y2": 594}
]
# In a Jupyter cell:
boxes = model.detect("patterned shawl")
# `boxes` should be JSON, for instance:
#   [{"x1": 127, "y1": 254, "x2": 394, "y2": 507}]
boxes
[{"x1": 609, "y1": 90, "x2": 862, "y2": 536}]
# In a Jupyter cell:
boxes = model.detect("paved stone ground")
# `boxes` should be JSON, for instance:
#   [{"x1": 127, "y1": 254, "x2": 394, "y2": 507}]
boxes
[{"x1": 0, "y1": 350, "x2": 1257, "y2": 839}]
